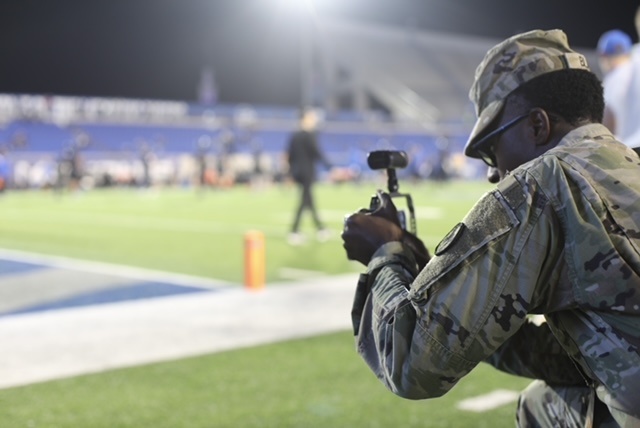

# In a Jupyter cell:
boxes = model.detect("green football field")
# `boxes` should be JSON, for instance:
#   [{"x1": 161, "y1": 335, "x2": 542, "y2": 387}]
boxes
[
  {"x1": 0, "y1": 179, "x2": 496, "y2": 283},
  {"x1": 0, "y1": 179, "x2": 535, "y2": 427}
]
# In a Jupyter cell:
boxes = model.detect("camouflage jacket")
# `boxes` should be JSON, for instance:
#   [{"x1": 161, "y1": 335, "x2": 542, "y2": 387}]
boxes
[{"x1": 353, "y1": 124, "x2": 640, "y2": 422}]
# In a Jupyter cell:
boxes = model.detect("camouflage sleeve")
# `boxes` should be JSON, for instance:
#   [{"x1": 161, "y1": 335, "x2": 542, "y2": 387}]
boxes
[
  {"x1": 353, "y1": 173, "x2": 566, "y2": 399},
  {"x1": 484, "y1": 317, "x2": 586, "y2": 386}
]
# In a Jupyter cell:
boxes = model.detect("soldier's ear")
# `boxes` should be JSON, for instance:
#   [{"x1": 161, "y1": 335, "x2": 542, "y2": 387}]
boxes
[{"x1": 528, "y1": 108, "x2": 552, "y2": 146}]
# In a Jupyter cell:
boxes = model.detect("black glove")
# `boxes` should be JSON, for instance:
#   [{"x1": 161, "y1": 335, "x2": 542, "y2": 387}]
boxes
[
  {"x1": 342, "y1": 191, "x2": 430, "y2": 268},
  {"x1": 342, "y1": 212, "x2": 402, "y2": 265},
  {"x1": 370, "y1": 191, "x2": 430, "y2": 269}
]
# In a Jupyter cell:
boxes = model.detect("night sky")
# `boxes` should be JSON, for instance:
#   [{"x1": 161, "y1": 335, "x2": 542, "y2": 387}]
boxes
[{"x1": 0, "y1": 0, "x2": 637, "y2": 106}]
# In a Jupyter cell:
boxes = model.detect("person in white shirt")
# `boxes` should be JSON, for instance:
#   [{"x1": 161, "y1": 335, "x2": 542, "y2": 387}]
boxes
[{"x1": 598, "y1": 21, "x2": 640, "y2": 154}]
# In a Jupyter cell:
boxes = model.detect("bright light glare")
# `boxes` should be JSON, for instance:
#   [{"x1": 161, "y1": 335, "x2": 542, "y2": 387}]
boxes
[{"x1": 275, "y1": 0, "x2": 316, "y2": 16}]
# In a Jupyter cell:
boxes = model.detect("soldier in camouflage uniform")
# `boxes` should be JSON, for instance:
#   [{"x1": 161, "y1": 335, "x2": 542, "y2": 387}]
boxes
[{"x1": 342, "y1": 29, "x2": 640, "y2": 427}]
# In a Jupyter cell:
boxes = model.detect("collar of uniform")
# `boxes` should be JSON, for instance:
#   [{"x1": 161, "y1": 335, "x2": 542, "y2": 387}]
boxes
[{"x1": 554, "y1": 123, "x2": 616, "y2": 149}]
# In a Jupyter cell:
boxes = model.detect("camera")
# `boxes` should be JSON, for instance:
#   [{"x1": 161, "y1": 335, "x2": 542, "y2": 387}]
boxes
[{"x1": 365, "y1": 150, "x2": 417, "y2": 234}]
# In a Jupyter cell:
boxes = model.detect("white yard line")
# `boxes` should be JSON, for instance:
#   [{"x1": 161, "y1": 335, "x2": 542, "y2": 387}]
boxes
[
  {"x1": 457, "y1": 389, "x2": 520, "y2": 412},
  {"x1": 0, "y1": 248, "x2": 232, "y2": 289},
  {"x1": 278, "y1": 267, "x2": 325, "y2": 280},
  {"x1": 414, "y1": 206, "x2": 444, "y2": 220}
]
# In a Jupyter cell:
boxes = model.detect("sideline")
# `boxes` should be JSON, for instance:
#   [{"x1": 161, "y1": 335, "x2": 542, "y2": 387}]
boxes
[
  {"x1": 0, "y1": 249, "x2": 357, "y2": 389},
  {"x1": 0, "y1": 251, "x2": 521, "y2": 415}
]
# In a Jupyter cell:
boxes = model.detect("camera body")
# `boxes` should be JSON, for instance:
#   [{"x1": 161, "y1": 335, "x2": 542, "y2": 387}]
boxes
[{"x1": 365, "y1": 150, "x2": 417, "y2": 234}]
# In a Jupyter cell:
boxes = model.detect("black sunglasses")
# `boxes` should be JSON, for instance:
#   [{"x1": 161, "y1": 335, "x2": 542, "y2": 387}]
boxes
[{"x1": 471, "y1": 112, "x2": 530, "y2": 167}]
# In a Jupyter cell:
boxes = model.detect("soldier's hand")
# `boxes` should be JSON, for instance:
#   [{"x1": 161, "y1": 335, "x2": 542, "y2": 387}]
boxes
[
  {"x1": 342, "y1": 212, "x2": 403, "y2": 266},
  {"x1": 369, "y1": 190, "x2": 402, "y2": 226},
  {"x1": 371, "y1": 191, "x2": 430, "y2": 269}
]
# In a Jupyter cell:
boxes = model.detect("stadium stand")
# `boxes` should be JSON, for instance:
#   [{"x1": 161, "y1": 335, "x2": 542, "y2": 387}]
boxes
[
  {"x1": 314, "y1": 18, "x2": 600, "y2": 125},
  {"x1": 0, "y1": 19, "x2": 599, "y2": 190}
]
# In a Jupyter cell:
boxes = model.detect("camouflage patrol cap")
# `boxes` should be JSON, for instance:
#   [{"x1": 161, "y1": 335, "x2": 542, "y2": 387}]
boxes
[{"x1": 464, "y1": 29, "x2": 591, "y2": 159}]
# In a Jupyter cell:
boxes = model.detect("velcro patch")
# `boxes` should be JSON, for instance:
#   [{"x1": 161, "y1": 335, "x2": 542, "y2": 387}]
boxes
[
  {"x1": 411, "y1": 176, "x2": 526, "y2": 300},
  {"x1": 435, "y1": 222, "x2": 466, "y2": 256}
]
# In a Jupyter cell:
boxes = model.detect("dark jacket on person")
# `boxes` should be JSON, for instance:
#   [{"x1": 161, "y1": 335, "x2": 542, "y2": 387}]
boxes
[{"x1": 286, "y1": 130, "x2": 329, "y2": 185}]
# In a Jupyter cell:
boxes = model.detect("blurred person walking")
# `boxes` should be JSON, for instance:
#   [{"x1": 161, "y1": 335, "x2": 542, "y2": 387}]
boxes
[
  {"x1": 215, "y1": 125, "x2": 236, "y2": 189},
  {"x1": 56, "y1": 138, "x2": 85, "y2": 193},
  {"x1": 286, "y1": 107, "x2": 332, "y2": 245},
  {"x1": 138, "y1": 142, "x2": 155, "y2": 188},
  {"x1": 194, "y1": 134, "x2": 212, "y2": 190}
]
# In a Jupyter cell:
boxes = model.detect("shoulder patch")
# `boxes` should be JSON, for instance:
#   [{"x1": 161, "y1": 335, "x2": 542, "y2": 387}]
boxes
[
  {"x1": 411, "y1": 184, "x2": 523, "y2": 299},
  {"x1": 434, "y1": 222, "x2": 466, "y2": 256}
]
